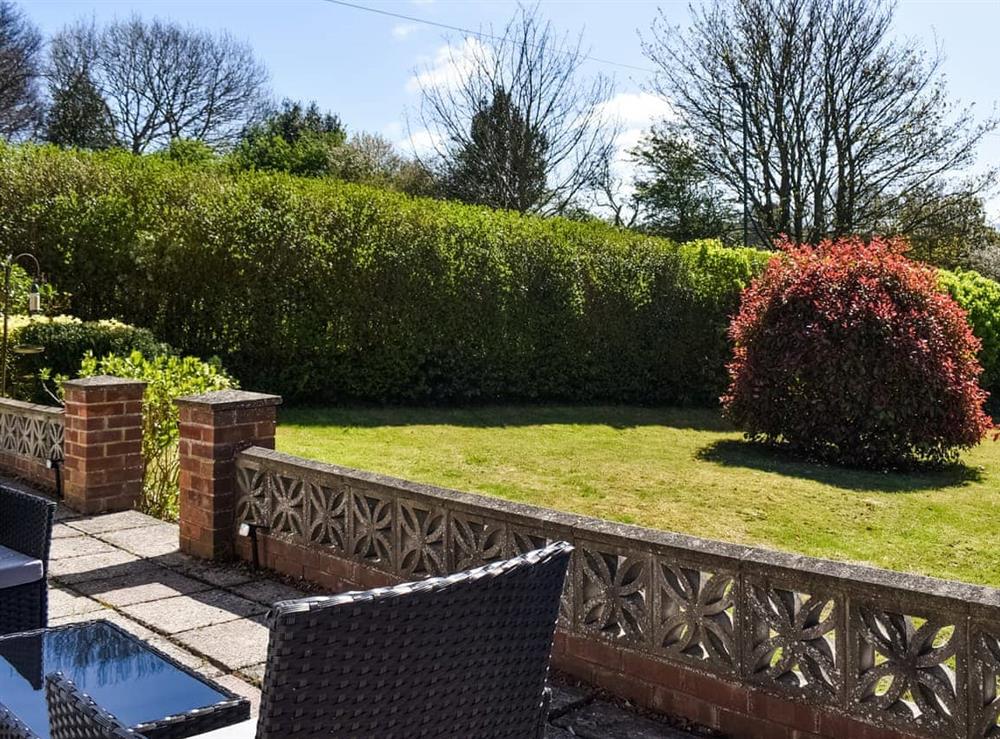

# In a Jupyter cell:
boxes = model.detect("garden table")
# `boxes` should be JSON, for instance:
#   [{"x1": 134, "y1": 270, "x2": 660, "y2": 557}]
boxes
[{"x1": 0, "y1": 619, "x2": 249, "y2": 738}]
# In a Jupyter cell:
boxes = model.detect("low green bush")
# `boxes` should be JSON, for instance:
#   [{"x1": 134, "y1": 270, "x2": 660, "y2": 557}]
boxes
[
  {"x1": 939, "y1": 268, "x2": 1000, "y2": 415},
  {"x1": 76, "y1": 351, "x2": 236, "y2": 520},
  {"x1": 10, "y1": 317, "x2": 170, "y2": 403}
]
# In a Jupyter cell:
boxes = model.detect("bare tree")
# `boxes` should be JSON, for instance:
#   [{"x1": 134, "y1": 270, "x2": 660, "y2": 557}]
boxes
[
  {"x1": 413, "y1": 5, "x2": 617, "y2": 215},
  {"x1": 0, "y1": 1, "x2": 42, "y2": 139},
  {"x1": 50, "y1": 16, "x2": 269, "y2": 153},
  {"x1": 643, "y1": 0, "x2": 998, "y2": 244}
]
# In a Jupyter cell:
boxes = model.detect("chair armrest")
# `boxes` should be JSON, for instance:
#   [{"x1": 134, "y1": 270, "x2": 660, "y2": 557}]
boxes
[
  {"x1": 536, "y1": 686, "x2": 552, "y2": 739},
  {"x1": 0, "y1": 486, "x2": 55, "y2": 563}
]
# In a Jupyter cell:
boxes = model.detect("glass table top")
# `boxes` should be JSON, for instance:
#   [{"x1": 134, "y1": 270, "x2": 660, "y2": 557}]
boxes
[{"x1": 0, "y1": 620, "x2": 237, "y2": 739}]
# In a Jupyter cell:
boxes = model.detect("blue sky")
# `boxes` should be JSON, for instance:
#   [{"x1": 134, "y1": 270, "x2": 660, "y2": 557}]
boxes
[{"x1": 22, "y1": 0, "x2": 1000, "y2": 219}]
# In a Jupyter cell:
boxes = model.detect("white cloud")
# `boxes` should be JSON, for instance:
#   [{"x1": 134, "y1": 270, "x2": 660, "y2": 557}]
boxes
[
  {"x1": 406, "y1": 37, "x2": 491, "y2": 94},
  {"x1": 410, "y1": 0, "x2": 435, "y2": 5},
  {"x1": 391, "y1": 23, "x2": 422, "y2": 40},
  {"x1": 597, "y1": 92, "x2": 674, "y2": 130},
  {"x1": 400, "y1": 127, "x2": 442, "y2": 156},
  {"x1": 592, "y1": 92, "x2": 676, "y2": 207}
]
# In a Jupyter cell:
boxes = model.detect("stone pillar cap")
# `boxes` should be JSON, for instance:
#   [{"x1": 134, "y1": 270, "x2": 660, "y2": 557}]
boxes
[
  {"x1": 62, "y1": 376, "x2": 147, "y2": 388},
  {"x1": 175, "y1": 389, "x2": 282, "y2": 410}
]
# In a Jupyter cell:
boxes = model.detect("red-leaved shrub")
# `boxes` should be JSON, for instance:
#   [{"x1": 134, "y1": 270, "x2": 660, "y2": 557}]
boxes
[{"x1": 722, "y1": 236, "x2": 992, "y2": 468}]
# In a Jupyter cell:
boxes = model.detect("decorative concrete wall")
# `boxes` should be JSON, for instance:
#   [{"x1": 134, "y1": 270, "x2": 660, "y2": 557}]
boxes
[
  {"x1": 0, "y1": 397, "x2": 63, "y2": 490},
  {"x1": 226, "y1": 445, "x2": 1000, "y2": 739}
]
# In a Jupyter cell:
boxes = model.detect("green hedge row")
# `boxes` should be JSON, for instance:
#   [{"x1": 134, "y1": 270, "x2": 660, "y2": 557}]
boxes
[
  {"x1": 939, "y1": 269, "x2": 1000, "y2": 414},
  {"x1": 0, "y1": 142, "x2": 997, "y2": 411}
]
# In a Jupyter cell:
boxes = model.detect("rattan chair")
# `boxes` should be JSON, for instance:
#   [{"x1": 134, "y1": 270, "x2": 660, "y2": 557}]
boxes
[
  {"x1": 45, "y1": 672, "x2": 142, "y2": 739},
  {"x1": 0, "y1": 701, "x2": 40, "y2": 739},
  {"x1": 0, "y1": 486, "x2": 55, "y2": 636},
  {"x1": 257, "y1": 540, "x2": 572, "y2": 739}
]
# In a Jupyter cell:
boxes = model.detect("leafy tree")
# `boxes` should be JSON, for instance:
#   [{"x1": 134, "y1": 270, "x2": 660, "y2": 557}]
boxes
[
  {"x1": 884, "y1": 189, "x2": 1000, "y2": 270},
  {"x1": 50, "y1": 16, "x2": 268, "y2": 153},
  {"x1": 44, "y1": 71, "x2": 118, "y2": 149},
  {"x1": 157, "y1": 137, "x2": 216, "y2": 166},
  {"x1": 632, "y1": 128, "x2": 738, "y2": 242},
  {"x1": 233, "y1": 100, "x2": 346, "y2": 177},
  {"x1": 643, "y1": 0, "x2": 998, "y2": 244},
  {"x1": 0, "y1": 1, "x2": 42, "y2": 139},
  {"x1": 415, "y1": 5, "x2": 616, "y2": 215},
  {"x1": 441, "y1": 87, "x2": 548, "y2": 212},
  {"x1": 328, "y1": 132, "x2": 437, "y2": 196}
]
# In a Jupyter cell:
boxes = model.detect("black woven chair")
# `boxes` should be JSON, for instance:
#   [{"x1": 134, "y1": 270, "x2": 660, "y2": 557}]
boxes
[
  {"x1": 44, "y1": 672, "x2": 141, "y2": 739},
  {"x1": 0, "y1": 701, "x2": 40, "y2": 739},
  {"x1": 257, "y1": 540, "x2": 572, "y2": 739},
  {"x1": 0, "y1": 486, "x2": 56, "y2": 636}
]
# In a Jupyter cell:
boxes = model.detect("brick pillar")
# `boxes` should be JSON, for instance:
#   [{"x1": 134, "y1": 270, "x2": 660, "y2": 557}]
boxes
[
  {"x1": 62, "y1": 376, "x2": 146, "y2": 514},
  {"x1": 176, "y1": 390, "x2": 281, "y2": 560}
]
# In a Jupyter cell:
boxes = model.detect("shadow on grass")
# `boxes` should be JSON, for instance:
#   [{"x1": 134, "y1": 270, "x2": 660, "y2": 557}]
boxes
[
  {"x1": 280, "y1": 404, "x2": 734, "y2": 433},
  {"x1": 697, "y1": 439, "x2": 983, "y2": 493}
]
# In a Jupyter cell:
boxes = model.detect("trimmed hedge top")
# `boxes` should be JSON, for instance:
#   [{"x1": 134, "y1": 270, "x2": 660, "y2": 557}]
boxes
[{"x1": 0, "y1": 142, "x2": 995, "y2": 412}]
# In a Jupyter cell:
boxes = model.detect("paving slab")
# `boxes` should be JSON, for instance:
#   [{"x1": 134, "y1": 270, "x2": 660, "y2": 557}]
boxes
[
  {"x1": 237, "y1": 663, "x2": 267, "y2": 688},
  {"x1": 120, "y1": 590, "x2": 266, "y2": 634},
  {"x1": 96, "y1": 523, "x2": 180, "y2": 558},
  {"x1": 48, "y1": 549, "x2": 146, "y2": 584},
  {"x1": 50, "y1": 535, "x2": 118, "y2": 560},
  {"x1": 229, "y1": 580, "x2": 309, "y2": 606},
  {"x1": 548, "y1": 684, "x2": 594, "y2": 718},
  {"x1": 554, "y1": 701, "x2": 696, "y2": 739},
  {"x1": 65, "y1": 510, "x2": 162, "y2": 535},
  {"x1": 156, "y1": 552, "x2": 258, "y2": 587},
  {"x1": 71, "y1": 567, "x2": 213, "y2": 607},
  {"x1": 48, "y1": 586, "x2": 106, "y2": 619},
  {"x1": 174, "y1": 619, "x2": 271, "y2": 670},
  {"x1": 51, "y1": 522, "x2": 84, "y2": 539}
]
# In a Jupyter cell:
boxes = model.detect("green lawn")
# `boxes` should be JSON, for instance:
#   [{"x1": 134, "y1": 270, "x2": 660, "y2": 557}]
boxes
[{"x1": 277, "y1": 406, "x2": 1000, "y2": 587}]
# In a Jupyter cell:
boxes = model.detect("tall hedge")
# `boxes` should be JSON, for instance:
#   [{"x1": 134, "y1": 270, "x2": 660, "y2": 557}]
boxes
[{"x1": 0, "y1": 142, "x2": 996, "y2": 411}]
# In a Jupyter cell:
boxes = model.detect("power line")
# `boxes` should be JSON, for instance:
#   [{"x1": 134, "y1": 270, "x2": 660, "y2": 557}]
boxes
[{"x1": 317, "y1": 0, "x2": 659, "y2": 74}]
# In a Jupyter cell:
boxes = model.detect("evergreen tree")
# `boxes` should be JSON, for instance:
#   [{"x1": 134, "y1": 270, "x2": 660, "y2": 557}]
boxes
[
  {"x1": 632, "y1": 128, "x2": 737, "y2": 242},
  {"x1": 443, "y1": 87, "x2": 548, "y2": 213},
  {"x1": 44, "y1": 71, "x2": 117, "y2": 149}
]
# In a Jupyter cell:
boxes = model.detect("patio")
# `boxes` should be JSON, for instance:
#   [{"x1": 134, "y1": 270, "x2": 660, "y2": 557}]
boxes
[{"x1": 37, "y1": 488, "x2": 701, "y2": 739}]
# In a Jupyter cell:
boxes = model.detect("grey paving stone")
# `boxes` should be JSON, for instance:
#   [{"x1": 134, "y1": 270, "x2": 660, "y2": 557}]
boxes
[
  {"x1": 237, "y1": 663, "x2": 267, "y2": 687},
  {"x1": 553, "y1": 701, "x2": 697, "y2": 739},
  {"x1": 157, "y1": 552, "x2": 257, "y2": 587},
  {"x1": 51, "y1": 522, "x2": 84, "y2": 539},
  {"x1": 229, "y1": 579, "x2": 308, "y2": 606},
  {"x1": 96, "y1": 523, "x2": 180, "y2": 558},
  {"x1": 47, "y1": 586, "x2": 106, "y2": 619},
  {"x1": 65, "y1": 510, "x2": 163, "y2": 534},
  {"x1": 548, "y1": 684, "x2": 593, "y2": 718},
  {"x1": 72, "y1": 567, "x2": 213, "y2": 607},
  {"x1": 50, "y1": 535, "x2": 118, "y2": 560},
  {"x1": 53, "y1": 505, "x2": 82, "y2": 522},
  {"x1": 174, "y1": 618, "x2": 270, "y2": 670},
  {"x1": 48, "y1": 549, "x2": 146, "y2": 584},
  {"x1": 211, "y1": 674, "x2": 262, "y2": 718},
  {"x1": 50, "y1": 609, "x2": 114, "y2": 627},
  {"x1": 121, "y1": 590, "x2": 266, "y2": 634}
]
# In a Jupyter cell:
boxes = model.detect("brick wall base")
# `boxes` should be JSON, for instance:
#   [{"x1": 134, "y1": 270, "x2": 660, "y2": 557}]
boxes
[
  {"x1": 0, "y1": 450, "x2": 57, "y2": 491},
  {"x1": 236, "y1": 530, "x2": 920, "y2": 739}
]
